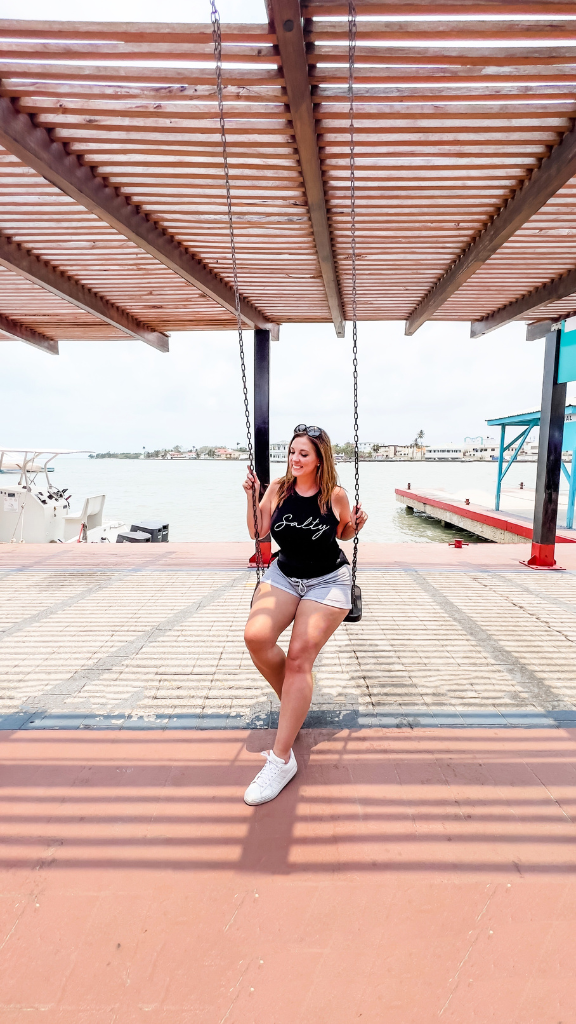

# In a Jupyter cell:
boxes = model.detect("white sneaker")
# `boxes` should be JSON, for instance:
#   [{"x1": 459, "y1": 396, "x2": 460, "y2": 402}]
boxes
[{"x1": 244, "y1": 749, "x2": 297, "y2": 806}]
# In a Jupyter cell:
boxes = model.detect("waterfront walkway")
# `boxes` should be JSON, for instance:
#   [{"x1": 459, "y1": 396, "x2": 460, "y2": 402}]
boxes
[
  {"x1": 2, "y1": 542, "x2": 576, "y2": 728},
  {"x1": 2, "y1": 543, "x2": 576, "y2": 1022}
]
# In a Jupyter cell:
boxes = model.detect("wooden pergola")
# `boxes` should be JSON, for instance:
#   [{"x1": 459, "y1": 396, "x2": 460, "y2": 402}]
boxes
[
  {"x1": 0, "y1": 1, "x2": 576, "y2": 355},
  {"x1": 2, "y1": 1, "x2": 576, "y2": 568}
]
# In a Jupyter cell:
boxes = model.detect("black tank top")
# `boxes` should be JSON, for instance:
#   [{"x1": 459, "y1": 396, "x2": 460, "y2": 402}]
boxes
[{"x1": 270, "y1": 489, "x2": 349, "y2": 579}]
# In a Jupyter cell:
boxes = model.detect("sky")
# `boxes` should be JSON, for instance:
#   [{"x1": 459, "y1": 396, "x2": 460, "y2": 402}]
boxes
[
  {"x1": 0, "y1": 0, "x2": 560, "y2": 452},
  {"x1": 0, "y1": 321, "x2": 552, "y2": 451}
]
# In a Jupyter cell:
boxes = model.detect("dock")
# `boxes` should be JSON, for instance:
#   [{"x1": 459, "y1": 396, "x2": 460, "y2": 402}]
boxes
[
  {"x1": 2, "y1": 542, "x2": 576, "y2": 1021},
  {"x1": 396, "y1": 485, "x2": 576, "y2": 544}
]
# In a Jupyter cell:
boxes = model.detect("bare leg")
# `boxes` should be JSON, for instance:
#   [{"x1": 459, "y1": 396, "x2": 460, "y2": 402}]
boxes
[
  {"x1": 273, "y1": 600, "x2": 348, "y2": 761},
  {"x1": 244, "y1": 583, "x2": 300, "y2": 699}
]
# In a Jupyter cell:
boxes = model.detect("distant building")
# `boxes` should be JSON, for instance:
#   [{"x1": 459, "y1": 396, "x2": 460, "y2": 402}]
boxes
[
  {"x1": 371, "y1": 444, "x2": 424, "y2": 460},
  {"x1": 214, "y1": 448, "x2": 241, "y2": 460},
  {"x1": 271, "y1": 442, "x2": 288, "y2": 462},
  {"x1": 461, "y1": 439, "x2": 498, "y2": 461},
  {"x1": 167, "y1": 449, "x2": 197, "y2": 459},
  {"x1": 425, "y1": 445, "x2": 463, "y2": 461}
]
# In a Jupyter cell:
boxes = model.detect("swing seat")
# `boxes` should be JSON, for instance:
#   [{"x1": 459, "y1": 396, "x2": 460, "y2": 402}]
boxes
[{"x1": 344, "y1": 584, "x2": 362, "y2": 623}]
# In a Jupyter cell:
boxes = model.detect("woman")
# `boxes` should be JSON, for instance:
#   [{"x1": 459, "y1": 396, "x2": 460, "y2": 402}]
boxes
[{"x1": 242, "y1": 424, "x2": 368, "y2": 806}]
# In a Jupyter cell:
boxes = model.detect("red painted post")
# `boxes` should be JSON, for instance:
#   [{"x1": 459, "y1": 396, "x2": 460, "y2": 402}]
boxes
[{"x1": 525, "y1": 327, "x2": 567, "y2": 569}]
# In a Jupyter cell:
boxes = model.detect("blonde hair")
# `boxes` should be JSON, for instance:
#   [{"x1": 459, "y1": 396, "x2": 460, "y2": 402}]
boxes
[{"x1": 275, "y1": 428, "x2": 338, "y2": 514}]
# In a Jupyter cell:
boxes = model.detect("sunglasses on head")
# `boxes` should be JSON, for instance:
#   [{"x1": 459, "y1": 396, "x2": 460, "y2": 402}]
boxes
[{"x1": 294, "y1": 424, "x2": 322, "y2": 438}]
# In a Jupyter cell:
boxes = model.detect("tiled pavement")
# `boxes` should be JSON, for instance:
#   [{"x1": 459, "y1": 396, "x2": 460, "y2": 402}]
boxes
[
  {"x1": 3, "y1": 545, "x2": 576, "y2": 1024},
  {"x1": 2, "y1": 546, "x2": 576, "y2": 728}
]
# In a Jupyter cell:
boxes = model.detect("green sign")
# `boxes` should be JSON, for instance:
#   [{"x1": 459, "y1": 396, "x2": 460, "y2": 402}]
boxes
[{"x1": 559, "y1": 318, "x2": 576, "y2": 384}]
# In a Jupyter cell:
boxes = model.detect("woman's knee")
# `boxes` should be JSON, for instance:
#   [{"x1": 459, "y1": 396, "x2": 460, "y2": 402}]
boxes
[
  {"x1": 285, "y1": 642, "x2": 316, "y2": 675},
  {"x1": 244, "y1": 619, "x2": 275, "y2": 656}
]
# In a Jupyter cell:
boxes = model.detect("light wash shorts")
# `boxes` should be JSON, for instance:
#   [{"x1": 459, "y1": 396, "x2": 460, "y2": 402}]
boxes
[{"x1": 261, "y1": 559, "x2": 352, "y2": 610}]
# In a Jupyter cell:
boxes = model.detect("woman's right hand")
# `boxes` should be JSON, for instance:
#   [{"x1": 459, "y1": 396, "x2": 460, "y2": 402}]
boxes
[{"x1": 242, "y1": 467, "x2": 260, "y2": 496}]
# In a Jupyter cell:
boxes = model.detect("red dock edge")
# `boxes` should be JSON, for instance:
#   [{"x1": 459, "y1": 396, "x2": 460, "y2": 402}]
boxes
[{"x1": 395, "y1": 488, "x2": 576, "y2": 545}]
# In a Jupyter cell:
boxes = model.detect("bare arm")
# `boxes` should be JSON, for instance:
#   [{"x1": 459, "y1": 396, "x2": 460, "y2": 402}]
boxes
[
  {"x1": 242, "y1": 469, "x2": 280, "y2": 539},
  {"x1": 332, "y1": 486, "x2": 368, "y2": 541}
]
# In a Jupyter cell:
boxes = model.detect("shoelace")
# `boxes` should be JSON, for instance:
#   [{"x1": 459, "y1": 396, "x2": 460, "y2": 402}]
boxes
[{"x1": 253, "y1": 751, "x2": 286, "y2": 785}]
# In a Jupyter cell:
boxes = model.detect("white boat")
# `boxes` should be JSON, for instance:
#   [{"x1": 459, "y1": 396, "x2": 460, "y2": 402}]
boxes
[{"x1": 0, "y1": 448, "x2": 127, "y2": 543}]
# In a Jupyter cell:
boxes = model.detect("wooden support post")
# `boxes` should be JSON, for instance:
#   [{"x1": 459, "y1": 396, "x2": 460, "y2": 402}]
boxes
[
  {"x1": 251, "y1": 327, "x2": 272, "y2": 566},
  {"x1": 526, "y1": 328, "x2": 567, "y2": 568}
]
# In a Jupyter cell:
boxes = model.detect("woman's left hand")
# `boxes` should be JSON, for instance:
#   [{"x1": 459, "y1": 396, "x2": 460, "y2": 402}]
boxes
[{"x1": 351, "y1": 503, "x2": 368, "y2": 532}]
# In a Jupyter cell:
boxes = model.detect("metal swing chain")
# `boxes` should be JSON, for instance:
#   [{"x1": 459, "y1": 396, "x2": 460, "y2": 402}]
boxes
[
  {"x1": 349, "y1": 0, "x2": 360, "y2": 590},
  {"x1": 211, "y1": 1, "x2": 263, "y2": 582}
]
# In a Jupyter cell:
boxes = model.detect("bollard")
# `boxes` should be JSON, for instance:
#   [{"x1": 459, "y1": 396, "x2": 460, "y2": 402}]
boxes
[{"x1": 449, "y1": 538, "x2": 469, "y2": 549}]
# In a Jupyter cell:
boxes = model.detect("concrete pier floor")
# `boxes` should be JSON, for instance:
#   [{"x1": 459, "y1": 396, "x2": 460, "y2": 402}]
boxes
[
  {"x1": 2, "y1": 542, "x2": 576, "y2": 728},
  {"x1": 2, "y1": 543, "x2": 576, "y2": 1022}
]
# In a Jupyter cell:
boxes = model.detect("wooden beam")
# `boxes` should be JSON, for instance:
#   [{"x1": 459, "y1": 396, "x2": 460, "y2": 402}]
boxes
[
  {"x1": 267, "y1": 0, "x2": 345, "y2": 337},
  {"x1": 470, "y1": 269, "x2": 576, "y2": 338},
  {"x1": 405, "y1": 120, "x2": 576, "y2": 336},
  {"x1": 0, "y1": 96, "x2": 270, "y2": 330},
  {"x1": 0, "y1": 311, "x2": 58, "y2": 354},
  {"x1": 0, "y1": 233, "x2": 170, "y2": 351},
  {"x1": 526, "y1": 319, "x2": 558, "y2": 342}
]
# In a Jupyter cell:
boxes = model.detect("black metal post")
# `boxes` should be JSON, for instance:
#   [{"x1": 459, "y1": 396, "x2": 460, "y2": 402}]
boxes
[
  {"x1": 253, "y1": 327, "x2": 271, "y2": 561},
  {"x1": 254, "y1": 328, "x2": 270, "y2": 492},
  {"x1": 528, "y1": 327, "x2": 567, "y2": 567}
]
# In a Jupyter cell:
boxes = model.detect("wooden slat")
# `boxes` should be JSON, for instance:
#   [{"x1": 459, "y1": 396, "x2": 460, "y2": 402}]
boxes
[
  {"x1": 0, "y1": 21, "x2": 274, "y2": 42},
  {"x1": 303, "y1": 1, "x2": 576, "y2": 12},
  {"x1": 262, "y1": 0, "x2": 344, "y2": 337},
  {"x1": 0, "y1": 97, "x2": 270, "y2": 330},
  {"x1": 308, "y1": 20, "x2": 576, "y2": 41},
  {"x1": 0, "y1": 62, "x2": 283, "y2": 86},
  {"x1": 0, "y1": 311, "x2": 58, "y2": 353},
  {"x1": 0, "y1": 233, "x2": 169, "y2": 351}
]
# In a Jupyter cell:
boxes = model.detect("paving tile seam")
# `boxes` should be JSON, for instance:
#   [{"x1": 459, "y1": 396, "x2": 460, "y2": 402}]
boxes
[
  {"x1": 475, "y1": 574, "x2": 576, "y2": 621},
  {"x1": 16, "y1": 572, "x2": 249, "y2": 714},
  {"x1": 0, "y1": 570, "x2": 142, "y2": 640},
  {"x1": 407, "y1": 571, "x2": 566, "y2": 709}
]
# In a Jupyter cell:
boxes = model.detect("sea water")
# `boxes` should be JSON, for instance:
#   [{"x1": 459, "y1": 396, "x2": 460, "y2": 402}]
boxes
[{"x1": 48, "y1": 458, "x2": 553, "y2": 543}]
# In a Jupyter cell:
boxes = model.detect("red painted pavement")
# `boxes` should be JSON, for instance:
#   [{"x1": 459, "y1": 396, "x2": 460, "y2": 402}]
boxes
[
  {"x1": 1, "y1": 728, "x2": 576, "y2": 1023},
  {"x1": 4, "y1": 540, "x2": 576, "y2": 571}
]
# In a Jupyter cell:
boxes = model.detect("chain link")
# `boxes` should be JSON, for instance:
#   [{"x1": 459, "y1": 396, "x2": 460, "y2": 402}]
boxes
[
  {"x1": 211, "y1": 1, "x2": 262, "y2": 581},
  {"x1": 349, "y1": 0, "x2": 360, "y2": 588}
]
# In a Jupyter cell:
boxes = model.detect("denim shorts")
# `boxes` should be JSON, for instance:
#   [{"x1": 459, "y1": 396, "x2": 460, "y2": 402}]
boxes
[{"x1": 261, "y1": 559, "x2": 352, "y2": 610}]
